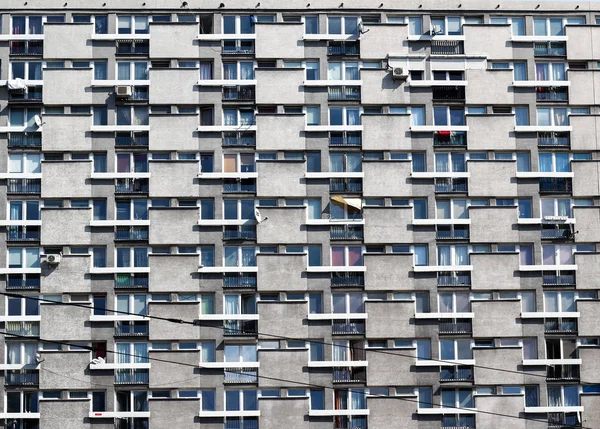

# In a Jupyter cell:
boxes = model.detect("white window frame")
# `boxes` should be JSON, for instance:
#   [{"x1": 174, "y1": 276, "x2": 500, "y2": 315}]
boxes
[
  {"x1": 114, "y1": 247, "x2": 149, "y2": 268},
  {"x1": 223, "y1": 153, "x2": 256, "y2": 173},
  {"x1": 8, "y1": 107, "x2": 42, "y2": 127},
  {"x1": 326, "y1": 15, "x2": 360, "y2": 35},
  {"x1": 115, "y1": 294, "x2": 148, "y2": 315},
  {"x1": 385, "y1": 15, "x2": 423, "y2": 35},
  {"x1": 222, "y1": 108, "x2": 255, "y2": 126},
  {"x1": 10, "y1": 15, "x2": 50, "y2": 35},
  {"x1": 328, "y1": 106, "x2": 362, "y2": 126},
  {"x1": 223, "y1": 199, "x2": 257, "y2": 220},
  {"x1": 431, "y1": 70, "x2": 465, "y2": 81},
  {"x1": 535, "y1": 62, "x2": 567, "y2": 81},
  {"x1": 435, "y1": 199, "x2": 479, "y2": 220},
  {"x1": 433, "y1": 152, "x2": 469, "y2": 173},
  {"x1": 542, "y1": 290, "x2": 590, "y2": 313},
  {"x1": 439, "y1": 338, "x2": 473, "y2": 360},
  {"x1": 8, "y1": 247, "x2": 40, "y2": 269},
  {"x1": 115, "y1": 61, "x2": 149, "y2": 81},
  {"x1": 438, "y1": 292, "x2": 471, "y2": 313},
  {"x1": 117, "y1": 15, "x2": 150, "y2": 34},
  {"x1": 115, "y1": 152, "x2": 148, "y2": 173},
  {"x1": 327, "y1": 61, "x2": 361, "y2": 81},
  {"x1": 541, "y1": 244, "x2": 576, "y2": 266},
  {"x1": 489, "y1": 16, "x2": 525, "y2": 36},
  {"x1": 8, "y1": 153, "x2": 41, "y2": 174},
  {"x1": 4, "y1": 391, "x2": 39, "y2": 413},
  {"x1": 536, "y1": 107, "x2": 569, "y2": 126},
  {"x1": 440, "y1": 388, "x2": 474, "y2": 409},
  {"x1": 5, "y1": 342, "x2": 40, "y2": 365},
  {"x1": 331, "y1": 292, "x2": 365, "y2": 313},
  {"x1": 223, "y1": 60, "x2": 256, "y2": 80},
  {"x1": 223, "y1": 246, "x2": 258, "y2": 267},
  {"x1": 430, "y1": 16, "x2": 467, "y2": 36},
  {"x1": 6, "y1": 295, "x2": 40, "y2": 316},
  {"x1": 533, "y1": 17, "x2": 585, "y2": 36},
  {"x1": 330, "y1": 245, "x2": 365, "y2": 267},
  {"x1": 115, "y1": 199, "x2": 150, "y2": 221},
  {"x1": 9, "y1": 60, "x2": 45, "y2": 80},
  {"x1": 115, "y1": 105, "x2": 149, "y2": 126},
  {"x1": 224, "y1": 344, "x2": 257, "y2": 363},
  {"x1": 436, "y1": 244, "x2": 470, "y2": 266},
  {"x1": 433, "y1": 106, "x2": 465, "y2": 126}
]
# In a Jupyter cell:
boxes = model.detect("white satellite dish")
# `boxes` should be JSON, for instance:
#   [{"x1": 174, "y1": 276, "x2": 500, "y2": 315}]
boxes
[
  {"x1": 34, "y1": 115, "x2": 43, "y2": 127},
  {"x1": 254, "y1": 208, "x2": 262, "y2": 223}
]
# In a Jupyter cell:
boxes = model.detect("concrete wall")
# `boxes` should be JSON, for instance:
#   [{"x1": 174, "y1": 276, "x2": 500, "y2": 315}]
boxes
[
  {"x1": 41, "y1": 161, "x2": 92, "y2": 198},
  {"x1": 150, "y1": 23, "x2": 199, "y2": 58},
  {"x1": 472, "y1": 300, "x2": 522, "y2": 337},
  {"x1": 256, "y1": 161, "x2": 305, "y2": 197},
  {"x1": 361, "y1": 69, "x2": 410, "y2": 105},
  {"x1": 465, "y1": 69, "x2": 513, "y2": 105},
  {"x1": 44, "y1": 24, "x2": 93, "y2": 59},
  {"x1": 149, "y1": 115, "x2": 199, "y2": 151},
  {"x1": 255, "y1": 23, "x2": 304, "y2": 59},
  {"x1": 149, "y1": 255, "x2": 200, "y2": 292},
  {"x1": 364, "y1": 207, "x2": 412, "y2": 243},
  {"x1": 39, "y1": 400, "x2": 90, "y2": 429},
  {"x1": 572, "y1": 161, "x2": 600, "y2": 197},
  {"x1": 149, "y1": 161, "x2": 199, "y2": 197},
  {"x1": 463, "y1": 24, "x2": 512, "y2": 58},
  {"x1": 469, "y1": 207, "x2": 519, "y2": 242},
  {"x1": 257, "y1": 254, "x2": 307, "y2": 291},
  {"x1": 39, "y1": 351, "x2": 91, "y2": 389},
  {"x1": 256, "y1": 114, "x2": 305, "y2": 151},
  {"x1": 149, "y1": 69, "x2": 199, "y2": 105},
  {"x1": 468, "y1": 161, "x2": 517, "y2": 197},
  {"x1": 365, "y1": 253, "x2": 413, "y2": 290},
  {"x1": 471, "y1": 253, "x2": 520, "y2": 289},
  {"x1": 361, "y1": 115, "x2": 411, "y2": 151},
  {"x1": 43, "y1": 69, "x2": 92, "y2": 105},
  {"x1": 365, "y1": 301, "x2": 414, "y2": 338},
  {"x1": 41, "y1": 208, "x2": 91, "y2": 245},
  {"x1": 258, "y1": 349, "x2": 308, "y2": 387},
  {"x1": 43, "y1": 115, "x2": 92, "y2": 152},
  {"x1": 360, "y1": 24, "x2": 409, "y2": 59},
  {"x1": 257, "y1": 207, "x2": 306, "y2": 244},
  {"x1": 256, "y1": 69, "x2": 304, "y2": 105},
  {"x1": 149, "y1": 208, "x2": 200, "y2": 244},
  {"x1": 466, "y1": 114, "x2": 515, "y2": 151},
  {"x1": 363, "y1": 161, "x2": 412, "y2": 196}
]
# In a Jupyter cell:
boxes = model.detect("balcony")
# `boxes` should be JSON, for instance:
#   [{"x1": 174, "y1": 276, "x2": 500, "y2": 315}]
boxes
[
  {"x1": 548, "y1": 413, "x2": 581, "y2": 429},
  {"x1": 224, "y1": 226, "x2": 257, "y2": 241},
  {"x1": 331, "y1": 272, "x2": 364, "y2": 287},
  {"x1": 116, "y1": 40, "x2": 149, "y2": 55},
  {"x1": 5, "y1": 371, "x2": 39, "y2": 386},
  {"x1": 436, "y1": 227, "x2": 469, "y2": 240},
  {"x1": 432, "y1": 86, "x2": 465, "y2": 101},
  {"x1": 438, "y1": 272, "x2": 471, "y2": 287},
  {"x1": 223, "y1": 85, "x2": 256, "y2": 101},
  {"x1": 115, "y1": 369, "x2": 149, "y2": 384},
  {"x1": 224, "y1": 320, "x2": 258, "y2": 336},
  {"x1": 223, "y1": 274, "x2": 257, "y2": 288},
  {"x1": 538, "y1": 132, "x2": 570, "y2": 148},
  {"x1": 539, "y1": 178, "x2": 572, "y2": 194},
  {"x1": 222, "y1": 40, "x2": 255, "y2": 55},
  {"x1": 5, "y1": 321, "x2": 40, "y2": 337},
  {"x1": 546, "y1": 364, "x2": 580, "y2": 381},
  {"x1": 7, "y1": 275, "x2": 40, "y2": 290},
  {"x1": 327, "y1": 41, "x2": 360, "y2": 56},
  {"x1": 115, "y1": 273, "x2": 149, "y2": 289},
  {"x1": 542, "y1": 272, "x2": 575, "y2": 286},
  {"x1": 115, "y1": 321, "x2": 149, "y2": 336},
  {"x1": 8, "y1": 86, "x2": 43, "y2": 103},
  {"x1": 223, "y1": 179, "x2": 256, "y2": 194},
  {"x1": 224, "y1": 368, "x2": 258, "y2": 384},
  {"x1": 434, "y1": 131, "x2": 467, "y2": 147},
  {"x1": 332, "y1": 367, "x2": 366, "y2": 383},
  {"x1": 328, "y1": 86, "x2": 361, "y2": 101},
  {"x1": 536, "y1": 87, "x2": 568, "y2": 102},
  {"x1": 225, "y1": 419, "x2": 259, "y2": 429},
  {"x1": 332, "y1": 319, "x2": 365, "y2": 335},
  {"x1": 330, "y1": 225, "x2": 363, "y2": 241},
  {"x1": 440, "y1": 366, "x2": 474, "y2": 382},
  {"x1": 223, "y1": 132, "x2": 256, "y2": 147},
  {"x1": 7, "y1": 226, "x2": 40, "y2": 242},
  {"x1": 330, "y1": 178, "x2": 362, "y2": 193},
  {"x1": 10, "y1": 40, "x2": 43, "y2": 55},
  {"x1": 545, "y1": 318, "x2": 577, "y2": 334},
  {"x1": 8, "y1": 133, "x2": 42, "y2": 148},
  {"x1": 439, "y1": 319, "x2": 473, "y2": 334},
  {"x1": 7, "y1": 179, "x2": 41, "y2": 194},
  {"x1": 115, "y1": 226, "x2": 149, "y2": 241},
  {"x1": 534, "y1": 42, "x2": 566, "y2": 56},
  {"x1": 435, "y1": 178, "x2": 468, "y2": 193},
  {"x1": 329, "y1": 131, "x2": 361, "y2": 147},
  {"x1": 115, "y1": 132, "x2": 149, "y2": 147},
  {"x1": 115, "y1": 178, "x2": 149, "y2": 194},
  {"x1": 541, "y1": 226, "x2": 573, "y2": 240},
  {"x1": 431, "y1": 40, "x2": 464, "y2": 55}
]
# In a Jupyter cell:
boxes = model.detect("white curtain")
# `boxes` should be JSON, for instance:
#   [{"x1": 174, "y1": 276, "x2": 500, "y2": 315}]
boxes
[
  {"x1": 240, "y1": 62, "x2": 254, "y2": 80},
  {"x1": 351, "y1": 390, "x2": 366, "y2": 409},
  {"x1": 7, "y1": 343, "x2": 21, "y2": 364},
  {"x1": 454, "y1": 246, "x2": 469, "y2": 265},
  {"x1": 328, "y1": 62, "x2": 342, "y2": 80},
  {"x1": 117, "y1": 62, "x2": 130, "y2": 80},
  {"x1": 224, "y1": 295, "x2": 239, "y2": 315},
  {"x1": 116, "y1": 343, "x2": 129, "y2": 364},
  {"x1": 223, "y1": 63, "x2": 237, "y2": 80},
  {"x1": 547, "y1": 387, "x2": 562, "y2": 406},
  {"x1": 346, "y1": 109, "x2": 360, "y2": 125},
  {"x1": 435, "y1": 154, "x2": 449, "y2": 172},
  {"x1": 438, "y1": 246, "x2": 451, "y2": 265},
  {"x1": 133, "y1": 295, "x2": 146, "y2": 315},
  {"x1": 133, "y1": 343, "x2": 148, "y2": 363},
  {"x1": 241, "y1": 247, "x2": 256, "y2": 266},
  {"x1": 10, "y1": 202, "x2": 22, "y2": 221},
  {"x1": 332, "y1": 341, "x2": 348, "y2": 361},
  {"x1": 23, "y1": 343, "x2": 36, "y2": 365},
  {"x1": 200, "y1": 62, "x2": 213, "y2": 80}
]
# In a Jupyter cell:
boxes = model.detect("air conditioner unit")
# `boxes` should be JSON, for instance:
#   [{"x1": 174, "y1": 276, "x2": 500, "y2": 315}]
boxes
[
  {"x1": 45, "y1": 254, "x2": 62, "y2": 265},
  {"x1": 392, "y1": 67, "x2": 409, "y2": 80},
  {"x1": 115, "y1": 85, "x2": 133, "y2": 98}
]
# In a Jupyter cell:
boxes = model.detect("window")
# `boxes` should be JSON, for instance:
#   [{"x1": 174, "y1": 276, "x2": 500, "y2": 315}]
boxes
[
  {"x1": 306, "y1": 106, "x2": 320, "y2": 126},
  {"x1": 223, "y1": 153, "x2": 255, "y2": 173},
  {"x1": 304, "y1": 15, "x2": 319, "y2": 34},
  {"x1": 433, "y1": 106, "x2": 465, "y2": 126},
  {"x1": 515, "y1": 107, "x2": 529, "y2": 126},
  {"x1": 440, "y1": 339, "x2": 473, "y2": 360},
  {"x1": 116, "y1": 200, "x2": 149, "y2": 221},
  {"x1": 329, "y1": 152, "x2": 361, "y2": 173},
  {"x1": 116, "y1": 106, "x2": 149, "y2": 126},
  {"x1": 434, "y1": 152, "x2": 467, "y2": 173},
  {"x1": 9, "y1": 108, "x2": 41, "y2": 127},
  {"x1": 543, "y1": 291, "x2": 581, "y2": 313},
  {"x1": 547, "y1": 386, "x2": 580, "y2": 407},
  {"x1": 386, "y1": 15, "x2": 423, "y2": 35},
  {"x1": 118, "y1": 15, "x2": 150, "y2": 34},
  {"x1": 8, "y1": 248, "x2": 40, "y2": 269},
  {"x1": 432, "y1": 70, "x2": 464, "y2": 81},
  {"x1": 441, "y1": 389, "x2": 474, "y2": 408},
  {"x1": 535, "y1": 62, "x2": 567, "y2": 81},
  {"x1": 327, "y1": 15, "x2": 360, "y2": 35},
  {"x1": 534, "y1": 17, "x2": 584, "y2": 36},
  {"x1": 332, "y1": 293, "x2": 364, "y2": 313},
  {"x1": 223, "y1": 14, "x2": 274, "y2": 34},
  {"x1": 329, "y1": 107, "x2": 361, "y2": 126},
  {"x1": 437, "y1": 245, "x2": 469, "y2": 266},
  {"x1": 431, "y1": 16, "x2": 466, "y2": 35},
  {"x1": 542, "y1": 245, "x2": 575, "y2": 266},
  {"x1": 10, "y1": 61, "x2": 42, "y2": 80},
  {"x1": 490, "y1": 16, "x2": 525, "y2": 36},
  {"x1": 11, "y1": 16, "x2": 45, "y2": 34},
  {"x1": 116, "y1": 153, "x2": 148, "y2": 173},
  {"x1": 8, "y1": 153, "x2": 41, "y2": 174},
  {"x1": 9, "y1": 201, "x2": 40, "y2": 221},
  {"x1": 328, "y1": 62, "x2": 359, "y2": 80},
  {"x1": 116, "y1": 294, "x2": 147, "y2": 316},
  {"x1": 7, "y1": 296, "x2": 39, "y2": 316},
  {"x1": 439, "y1": 292, "x2": 470, "y2": 313},
  {"x1": 224, "y1": 247, "x2": 257, "y2": 267},
  {"x1": 117, "y1": 61, "x2": 149, "y2": 80},
  {"x1": 491, "y1": 61, "x2": 527, "y2": 80},
  {"x1": 225, "y1": 344, "x2": 257, "y2": 362},
  {"x1": 223, "y1": 108, "x2": 255, "y2": 126},
  {"x1": 223, "y1": 61, "x2": 255, "y2": 80},
  {"x1": 116, "y1": 247, "x2": 149, "y2": 268},
  {"x1": 331, "y1": 246, "x2": 363, "y2": 267},
  {"x1": 6, "y1": 342, "x2": 39, "y2": 365},
  {"x1": 537, "y1": 107, "x2": 568, "y2": 126},
  {"x1": 540, "y1": 198, "x2": 578, "y2": 218}
]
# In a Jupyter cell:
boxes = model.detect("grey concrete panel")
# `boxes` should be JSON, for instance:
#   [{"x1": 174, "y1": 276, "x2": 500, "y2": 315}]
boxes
[
  {"x1": 572, "y1": 161, "x2": 600, "y2": 197},
  {"x1": 41, "y1": 161, "x2": 92, "y2": 199},
  {"x1": 368, "y1": 397, "x2": 418, "y2": 429},
  {"x1": 466, "y1": 114, "x2": 516, "y2": 151},
  {"x1": 41, "y1": 208, "x2": 91, "y2": 246},
  {"x1": 363, "y1": 207, "x2": 412, "y2": 243},
  {"x1": 149, "y1": 208, "x2": 200, "y2": 245},
  {"x1": 570, "y1": 115, "x2": 600, "y2": 151},
  {"x1": 256, "y1": 207, "x2": 306, "y2": 244},
  {"x1": 258, "y1": 302, "x2": 307, "y2": 339},
  {"x1": 44, "y1": 24, "x2": 93, "y2": 59},
  {"x1": 149, "y1": 115, "x2": 199, "y2": 151},
  {"x1": 259, "y1": 397, "x2": 309, "y2": 429},
  {"x1": 149, "y1": 161, "x2": 199, "y2": 198},
  {"x1": 464, "y1": 24, "x2": 512, "y2": 58},
  {"x1": 148, "y1": 303, "x2": 201, "y2": 340},
  {"x1": 149, "y1": 255, "x2": 200, "y2": 292},
  {"x1": 361, "y1": 114, "x2": 411, "y2": 151},
  {"x1": 41, "y1": 255, "x2": 92, "y2": 294},
  {"x1": 39, "y1": 351, "x2": 91, "y2": 389},
  {"x1": 150, "y1": 23, "x2": 200, "y2": 58},
  {"x1": 578, "y1": 300, "x2": 600, "y2": 337},
  {"x1": 574, "y1": 253, "x2": 600, "y2": 289},
  {"x1": 149, "y1": 399, "x2": 200, "y2": 428},
  {"x1": 363, "y1": 161, "x2": 412, "y2": 197},
  {"x1": 43, "y1": 115, "x2": 92, "y2": 152},
  {"x1": 43, "y1": 69, "x2": 92, "y2": 105},
  {"x1": 367, "y1": 349, "x2": 416, "y2": 386},
  {"x1": 255, "y1": 23, "x2": 304, "y2": 59},
  {"x1": 257, "y1": 349, "x2": 308, "y2": 387},
  {"x1": 149, "y1": 351, "x2": 200, "y2": 388},
  {"x1": 573, "y1": 207, "x2": 600, "y2": 242},
  {"x1": 39, "y1": 399, "x2": 90, "y2": 429},
  {"x1": 256, "y1": 161, "x2": 306, "y2": 197},
  {"x1": 568, "y1": 70, "x2": 599, "y2": 105},
  {"x1": 475, "y1": 395, "x2": 528, "y2": 429},
  {"x1": 365, "y1": 301, "x2": 415, "y2": 338},
  {"x1": 359, "y1": 24, "x2": 409, "y2": 59},
  {"x1": 469, "y1": 207, "x2": 519, "y2": 243},
  {"x1": 472, "y1": 301, "x2": 522, "y2": 337},
  {"x1": 257, "y1": 254, "x2": 307, "y2": 291},
  {"x1": 149, "y1": 69, "x2": 200, "y2": 105},
  {"x1": 361, "y1": 69, "x2": 410, "y2": 105},
  {"x1": 468, "y1": 161, "x2": 517, "y2": 197},
  {"x1": 473, "y1": 348, "x2": 525, "y2": 385},
  {"x1": 256, "y1": 69, "x2": 304, "y2": 105},
  {"x1": 40, "y1": 304, "x2": 91, "y2": 341},
  {"x1": 465, "y1": 69, "x2": 513, "y2": 105},
  {"x1": 256, "y1": 114, "x2": 305, "y2": 151},
  {"x1": 364, "y1": 253, "x2": 413, "y2": 291}
]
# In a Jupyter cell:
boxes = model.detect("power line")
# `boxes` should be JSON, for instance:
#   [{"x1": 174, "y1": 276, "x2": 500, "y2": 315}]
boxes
[
  {"x1": 1, "y1": 292, "x2": 594, "y2": 386},
  {"x1": 1, "y1": 330, "x2": 592, "y2": 429}
]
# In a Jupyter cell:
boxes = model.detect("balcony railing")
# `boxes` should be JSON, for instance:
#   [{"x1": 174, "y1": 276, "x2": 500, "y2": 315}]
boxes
[
  {"x1": 8, "y1": 133, "x2": 42, "y2": 148},
  {"x1": 431, "y1": 40, "x2": 464, "y2": 55},
  {"x1": 115, "y1": 321, "x2": 149, "y2": 336},
  {"x1": 542, "y1": 272, "x2": 575, "y2": 286},
  {"x1": 436, "y1": 228, "x2": 469, "y2": 240},
  {"x1": 115, "y1": 273, "x2": 149, "y2": 288},
  {"x1": 131, "y1": 86, "x2": 149, "y2": 100},
  {"x1": 435, "y1": 178, "x2": 468, "y2": 193},
  {"x1": 332, "y1": 320, "x2": 365, "y2": 335},
  {"x1": 330, "y1": 178, "x2": 362, "y2": 193},
  {"x1": 7, "y1": 179, "x2": 41, "y2": 194},
  {"x1": 223, "y1": 85, "x2": 256, "y2": 101},
  {"x1": 222, "y1": 40, "x2": 255, "y2": 54},
  {"x1": 434, "y1": 131, "x2": 467, "y2": 146},
  {"x1": 116, "y1": 41, "x2": 149, "y2": 55},
  {"x1": 541, "y1": 226, "x2": 572, "y2": 240},
  {"x1": 224, "y1": 320, "x2": 258, "y2": 336},
  {"x1": 432, "y1": 85, "x2": 465, "y2": 101},
  {"x1": 329, "y1": 131, "x2": 361, "y2": 146},
  {"x1": 223, "y1": 274, "x2": 257, "y2": 288},
  {"x1": 545, "y1": 318, "x2": 577, "y2": 333},
  {"x1": 536, "y1": 87, "x2": 568, "y2": 102},
  {"x1": 534, "y1": 42, "x2": 566, "y2": 56},
  {"x1": 115, "y1": 226, "x2": 149, "y2": 241},
  {"x1": 327, "y1": 41, "x2": 360, "y2": 56},
  {"x1": 440, "y1": 366, "x2": 474, "y2": 382},
  {"x1": 538, "y1": 132, "x2": 570, "y2": 147},
  {"x1": 224, "y1": 368, "x2": 258, "y2": 383},
  {"x1": 5, "y1": 321, "x2": 40, "y2": 337},
  {"x1": 547, "y1": 364, "x2": 580, "y2": 381},
  {"x1": 548, "y1": 413, "x2": 581, "y2": 429},
  {"x1": 223, "y1": 180, "x2": 256, "y2": 193},
  {"x1": 439, "y1": 319, "x2": 473, "y2": 334},
  {"x1": 223, "y1": 132, "x2": 256, "y2": 147},
  {"x1": 7, "y1": 226, "x2": 40, "y2": 242},
  {"x1": 10, "y1": 40, "x2": 43, "y2": 55},
  {"x1": 5, "y1": 371, "x2": 39, "y2": 386},
  {"x1": 328, "y1": 86, "x2": 361, "y2": 101},
  {"x1": 115, "y1": 132, "x2": 149, "y2": 147},
  {"x1": 330, "y1": 225, "x2": 364, "y2": 240},
  {"x1": 8, "y1": 86, "x2": 43, "y2": 102},
  {"x1": 331, "y1": 272, "x2": 364, "y2": 287},
  {"x1": 115, "y1": 178, "x2": 149, "y2": 194},
  {"x1": 223, "y1": 226, "x2": 257, "y2": 240},
  {"x1": 539, "y1": 178, "x2": 572, "y2": 194},
  {"x1": 7, "y1": 275, "x2": 40, "y2": 290},
  {"x1": 115, "y1": 369, "x2": 149, "y2": 384},
  {"x1": 438, "y1": 272, "x2": 471, "y2": 286},
  {"x1": 332, "y1": 367, "x2": 366, "y2": 383},
  {"x1": 225, "y1": 419, "x2": 259, "y2": 429}
]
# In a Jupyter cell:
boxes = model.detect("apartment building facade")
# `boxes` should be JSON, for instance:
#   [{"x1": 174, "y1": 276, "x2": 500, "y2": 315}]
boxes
[{"x1": 0, "y1": 0, "x2": 599, "y2": 428}]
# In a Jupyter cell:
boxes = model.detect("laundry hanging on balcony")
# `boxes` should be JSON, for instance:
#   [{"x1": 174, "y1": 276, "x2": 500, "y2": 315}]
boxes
[
  {"x1": 436, "y1": 130, "x2": 452, "y2": 142},
  {"x1": 7, "y1": 78, "x2": 27, "y2": 91}
]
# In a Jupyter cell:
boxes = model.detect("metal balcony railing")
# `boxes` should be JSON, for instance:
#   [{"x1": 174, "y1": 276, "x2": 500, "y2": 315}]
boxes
[
  {"x1": 542, "y1": 272, "x2": 575, "y2": 286},
  {"x1": 534, "y1": 42, "x2": 566, "y2": 56},
  {"x1": 331, "y1": 272, "x2": 365, "y2": 287},
  {"x1": 332, "y1": 320, "x2": 365, "y2": 335},
  {"x1": 536, "y1": 87, "x2": 568, "y2": 102},
  {"x1": 7, "y1": 275, "x2": 40, "y2": 290},
  {"x1": 539, "y1": 178, "x2": 572, "y2": 194},
  {"x1": 438, "y1": 272, "x2": 471, "y2": 286},
  {"x1": 327, "y1": 41, "x2": 360, "y2": 56},
  {"x1": 330, "y1": 225, "x2": 363, "y2": 240},
  {"x1": 222, "y1": 40, "x2": 255, "y2": 54},
  {"x1": 8, "y1": 133, "x2": 42, "y2": 148},
  {"x1": 332, "y1": 367, "x2": 366, "y2": 383},
  {"x1": 115, "y1": 178, "x2": 149, "y2": 194},
  {"x1": 8, "y1": 86, "x2": 43, "y2": 102},
  {"x1": 548, "y1": 412, "x2": 581, "y2": 429},
  {"x1": 541, "y1": 227, "x2": 572, "y2": 240},
  {"x1": 432, "y1": 85, "x2": 466, "y2": 101},
  {"x1": 328, "y1": 86, "x2": 361, "y2": 101},
  {"x1": 115, "y1": 132, "x2": 149, "y2": 147},
  {"x1": 330, "y1": 178, "x2": 362, "y2": 193},
  {"x1": 223, "y1": 132, "x2": 256, "y2": 146},
  {"x1": 436, "y1": 228, "x2": 469, "y2": 240},
  {"x1": 329, "y1": 131, "x2": 362, "y2": 146},
  {"x1": 7, "y1": 179, "x2": 41, "y2": 194},
  {"x1": 223, "y1": 180, "x2": 256, "y2": 193},
  {"x1": 434, "y1": 131, "x2": 467, "y2": 146},
  {"x1": 545, "y1": 318, "x2": 577, "y2": 333},
  {"x1": 547, "y1": 364, "x2": 580, "y2": 381},
  {"x1": 439, "y1": 319, "x2": 473, "y2": 334},
  {"x1": 131, "y1": 87, "x2": 149, "y2": 100},
  {"x1": 223, "y1": 274, "x2": 257, "y2": 288},
  {"x1": 115, "y1": 369, "x2": 149, "y2": 384},
  {"x1": 115, "y1": 273, "x2": 149, "y2": 288},
  {"x1": 5, "y1": 321, "x2": 40, "y2": 337},
  {"x1": 5, "y1": 371, "x2": 39, "y2": 386},
  {"x1": 224, "y1": 320, "x2": 258, "y2": 336},
  {"x1": 116, "y1": 41, "x2": 149, "y2": 55},
  {"x1": 538, "y1": 132, "x2": 570, "y2": 147},
  {"x1": 115, "y1": 321, "x2": 149, "y2": 336},
  {"x1": 7, "y1": 226, "x2": 40, "y2": 242},
  {"x1": 223, "y1": 85, "x2": 256, "y2": 101},
  {"x1": 224, "y1": 368, "x2": 258, "y2": 383},
  {"x1": 223, "y1": 226, "x2": 257, "y2": 240},
  {"x1": 225, "y1": 419, "x2": 259, "y2": 429},
  {"x1": 10, "y1": 40, "x2": 43, "y2": 55},
  {"x1": 431, "y1": 40, "x2": 464, "y2": 55},
  {"x1": 440, "y1": 367, "x2": 474, "y2": 382},
  {"x1": 435, "y1": 178, "x2": 468, "y2": 193},
  {"x1": 115, "y1": 226, "x2": 149, "y2": 241}
]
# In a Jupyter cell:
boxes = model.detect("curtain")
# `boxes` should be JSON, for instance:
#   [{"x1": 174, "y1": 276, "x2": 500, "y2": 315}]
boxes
[
  {"x1": 563, "y1": 386, "x2": 579, "y2": 406},
  {"x1": 10, "y1": 202, "x2": 22, "y2": 221},
  {"x1": 346, "y1": 109, "x2": 360, "y2": 125},
  {"x1": 133, "y1": 248, "x2": 148, "y2": 267},
  {"x1": 515, "y1": 107, "x2": 529, "y2": 126},
  {"x1": 455, "y1": 293, "x2": 470, "y2": 312},
  {"x1": 441, "y1": 390, "x2": 455, "y2": 408},
  {"x1": 116, "y1": 248, "x2": 130, "y2": 267},
  {"x1": 520, "y1": 245, "x2": 533, "y2": 265},
  {"x1": 201, "y1": 343, "x2": 215, "y2": 362},
  {"x1": 525, "y1": 386, "x2": 539, "y2": 406},
  {"x1": 439, "y1": 294, "x2": 453, "y2": 312},
  {"x1": 240, "y1": 111, "x2": 254, "y2": 125},
  {"x1": 134, "y1": 154, "x2": 147, "y2": 173},
  {"x1": 547, "y1": 387, "x2": 562, "y2": 406},
  {"x1": 116, "y1": 154, "x2": 130, "y2": 173},
  {"x1": 411, "y1": 107, "x2": 425, "y2": 126},
  {"x1": 351, "y1": 390, "x2": 365, "y2": 409},
  {"x1": 458, "y1": 390, "x2": 473, "y2": 408},
  {"x1": 409, "y1": 16, "x2": 422, "y2": 35},
  {"x1": 7, "y1": 343, "x2": 20, "y2": 364},
  {"x1": 116, "y1": 343, "x2": 129, "y2": 364},
  {"x1": 241, "y1": 247, "x2": 256, "y2": 266},
  {"x1": 559, "y1": 245, "x2": 573, "y2": 265},
  {"x1": 240, "y1": 62, "x2": 254, "y2": 80},
  {"x1": 545, "y1": 292, "x2": 559, "y2": 312},
  {"x1": 224, "y1": 247, "x2": 238, "y2": 267},
  {"x1": 25, "y1": 154, "x2": 40, "y2": 174},
  {"x1": 329, "y1": 154, "x2": 344, "y2": 172},
  {"x1": 133, "y1": 294, "x2": 146, "y2": 315},
  {"x1": 333, "y1": 341, "x2": 347, "y2": 361},
  {"x1": 201, "y1": 295, "x2": 214, "y2": 315},
  {"x1": 331, "y1": 247, "x2": 345, "y2": 266},
  {"x1": 199, "y1": 62, "x2": 213, "y2": 80},
  {"x1": 553, "y1": 63, "x2": 566, "y2": 81},
  {"x1": 561, "y1": 292, "x2": 575, "y2": 312},
  {"x1": 554, "y1": 108, "x2": 567, "y2": 126},
  {"x1": 118, "y1": 62, "x2": 131, "y2": 80},
  {"x1": 543, "y1": 246, "x2": 556, "y2": 265},
  {"x1": 435, "y1": 154, "x2": 449, "y2": 172},
  {"x1": 25, "y1": 248, "x2": 39, "y2": 268},
  {"x1": 537, "y1": 108, "x2": 551, "y2": 126},
  {"x1": 307, "y1": 200, "x2": 321, "y2": 219},
  {"x1": 347, "y1": 247, "x2": 362, "y2": 266},
  {"x1": 201, "y1": 247, "x2": 215, "y2": 267},
  {"x1": 134, "y1": 62, "x2": 147, "y2": 80},
  {"x1": 29, "y1": 62, "x2": 42, "y2": 80},
  {"x1": 514, "y1": 62, "x2": 527, "y2": 80},
  {"x1": 536, "y1": 63, "x2": 549, "y2": 81},
  {"x1": 437, "y1": 201, "x2": 450, "y2": 219},
  {"x1": 223, "y1": 63, "x2": 237, "y2": 80},
  {"x1": 539, "y1": 153, "x2": 553, "y2": 172},
  {"x1": 517, "y1": 152, "x2": 530, "y2": 172},
  {"x1": 117, "y1": 107, "x2": 131, "y2": 125},
  {"x1": 346, "y1": 153, "x2": 361, "y2": 172},
  {"x1": 133, "y1": 107, "x2": 148, "y2": 125},
  {"x1": 225, "y1": 295, "x2": 239, "y2": 315},
  {"x1": 453, "y1": 200, "x2": 467, "y2": 219},
  {"x1": 454, "y1": 246, "x2": 468, "y2": 265},
  {"x1": 345, "y1": 63, "x2": 359, "y2": 80},
  {"x1": 557, "y1": 199, "x2": 571, "y2": 217},
  {"x1": 555, "y1": 153, "x2": 570, "y2": 172},
  {"x1": 438, "y1": 246, "x2": 451, "y2": 265},
  {"x1": 9, "y1": 155, "x2": 22, "y2": 173},
  {"x1": 451, "y1": 153, "x2": 465, "y2": 172},
  {"x1": 133, "y1": 343, "x2": 148, "y2": 363}
]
